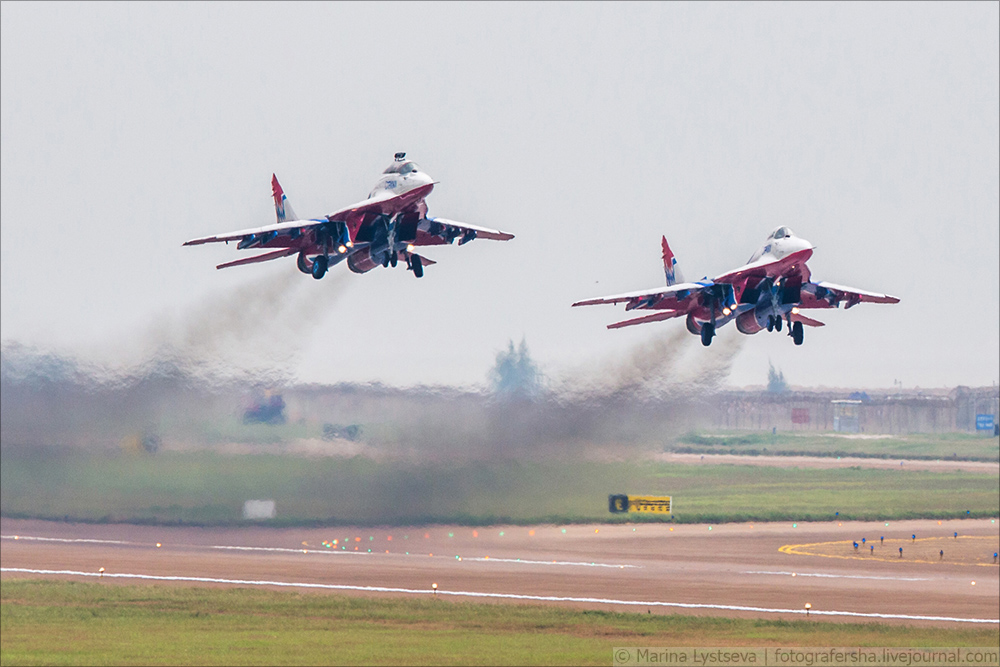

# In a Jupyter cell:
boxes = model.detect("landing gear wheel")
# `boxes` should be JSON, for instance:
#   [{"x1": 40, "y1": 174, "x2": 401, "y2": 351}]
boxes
[
  {"x1": 381, "y1": 252, "x2": 390, "y2": 268},
  {"x1": 311, "y1": 254, "x2": 328, "y2": 280},
  {"x1": 297, "y1": 251, "x2": 313, "y2": 275},
  {"x1": 792, "y1": 321, "x2": 804, "y2": 346},
  {"x1": 701, "y1": 322, "x2": 715, "y2": 347},
  {"x1": 774, "y1": 316, "x2": 782, "y2": 332},
  {"x1": 766, "y1": 315, "x2": 774, "y2": 332},
  {"x1": 389, "y1": 251, "x2": 398, "y2": 268},
  {"x1": 411, "y1": 254, "x2": 423, "y2": 278}
]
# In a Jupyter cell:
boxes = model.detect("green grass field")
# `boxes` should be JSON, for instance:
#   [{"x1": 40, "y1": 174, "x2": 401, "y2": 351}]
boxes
[
  {"x1": 2, "y1": 447, "x2": 996, "y2": 526},
  {"x1": 2, "y1": 580, "x2": 996, "y2": 666},
  {"x1": 674, "y1": 431, "x2": 1000, "y2": 461}
]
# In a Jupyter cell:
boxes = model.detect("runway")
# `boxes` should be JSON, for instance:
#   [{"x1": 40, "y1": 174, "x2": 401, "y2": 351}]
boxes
[{"x1": 2, "y1": 517, "x2": 997, "y2": 626}]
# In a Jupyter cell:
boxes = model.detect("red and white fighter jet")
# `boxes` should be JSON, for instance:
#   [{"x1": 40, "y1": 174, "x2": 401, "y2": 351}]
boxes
[
  {"x1": 573, "y1": 227, "x2": 899, "y2": 346},
  {"x1": 184, "y1": 153, "x2": 514, "y2": 279}
]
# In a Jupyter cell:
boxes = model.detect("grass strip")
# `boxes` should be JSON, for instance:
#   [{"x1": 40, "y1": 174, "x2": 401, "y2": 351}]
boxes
[
  {"x1": 2, "y1": 580, "x2": 997, "y2": 666},
  {"x1": 2, "y1": 449, "x2": 997, "y2": 526},
  {"x1": 676, "y1": 432, "x2": 999, "y2": 461}
]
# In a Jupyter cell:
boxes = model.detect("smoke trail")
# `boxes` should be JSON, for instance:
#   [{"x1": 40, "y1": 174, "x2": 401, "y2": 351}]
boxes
[
  {"x1": 98, "y1": 265, "x2": 350, "y2": 387},
  {"x1": 555, "y1": 325, "x2": 744, "y2": 401},
  {"x1": 1, "y1": 265, "x2": 352, "y2": 448}
]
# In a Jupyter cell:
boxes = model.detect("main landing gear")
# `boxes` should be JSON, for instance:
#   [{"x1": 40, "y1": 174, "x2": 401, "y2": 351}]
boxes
[
  {"x1": 311, "y1": 254, "x2": 328, "y2": 280},
  {"x1": 791, "y1": 320, "x2": 804, "y2": 346},
  {"x1": 298, "y1": 251, "x2": 329, "y2": 279},
  {"x1": 767, "y1": 313, "x2": 804, "y2": 345},
  {"x1": 408, "y1": 253, "x2": 424, "y2": 278},
  {"x1": 700, "y1": 322, "x2": 715, "y2": 347}
]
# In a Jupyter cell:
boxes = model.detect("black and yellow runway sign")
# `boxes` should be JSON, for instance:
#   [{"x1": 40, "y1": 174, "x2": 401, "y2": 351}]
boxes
[{"x1": 608, "y1": 494, "x2": 672, "y2": 514}]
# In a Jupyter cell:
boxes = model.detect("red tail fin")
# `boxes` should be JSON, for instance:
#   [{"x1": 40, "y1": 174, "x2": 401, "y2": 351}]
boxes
[
  {"x1": 271, "y1": 174, "x2": 298, "y2": 223},
  {"x1": 661, "y1": 236, "x2": 682, "y2": 285}
]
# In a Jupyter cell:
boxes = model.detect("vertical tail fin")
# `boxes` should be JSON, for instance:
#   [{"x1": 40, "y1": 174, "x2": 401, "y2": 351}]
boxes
[
  {"x1": 271, "y1": 174, "x2": 298, "y2": 223},
  {"x1": 661, "y1": 235, "x2": 683, "y2": 286}
]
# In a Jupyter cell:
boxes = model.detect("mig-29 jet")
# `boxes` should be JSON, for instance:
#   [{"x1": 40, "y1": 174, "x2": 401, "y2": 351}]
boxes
[
  {"x1": 184, "y1": 153, "x2": 514, "y2": 279},
  {"x1": 572, "y1": 227, "x2": 899, "y2": 346}
]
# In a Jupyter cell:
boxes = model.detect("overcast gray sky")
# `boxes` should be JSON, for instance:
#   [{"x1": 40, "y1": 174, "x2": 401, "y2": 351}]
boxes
[{"x1": 2, "y1": 2, "x2": 998, "y2": 390}]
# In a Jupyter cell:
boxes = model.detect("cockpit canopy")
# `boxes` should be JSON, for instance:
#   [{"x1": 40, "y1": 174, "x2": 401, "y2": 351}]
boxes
[
  {"x1": 383, "y1": 160, "x2": 420, "y2": 176},
  {"x1": 769, "y1": 226, "x2": 795, "y2": 240}
]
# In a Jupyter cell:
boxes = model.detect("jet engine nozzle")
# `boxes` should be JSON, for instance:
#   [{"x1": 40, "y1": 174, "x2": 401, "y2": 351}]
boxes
[{"x1": 735, "y1": 309, "x2": 765, "y2": 335}]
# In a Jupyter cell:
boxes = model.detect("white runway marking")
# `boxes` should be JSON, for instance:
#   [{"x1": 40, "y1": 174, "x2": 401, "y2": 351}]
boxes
[
  {"x1": 742, "y1": 570, "x2": 931, "y2": 582},
  {"x1": 1, "y1": 535, "x2": 129, "y2": 545},
  {"x1": 210, "y1": 545, "x2": 366, "y2": 556},
  {"x1": 465, "y1": 557, "x2": 639, "y2": 569},
  {"x1": 3, "y1": 567, "x2": 996, "y2": 625},
  {"x1": 3, "y1": 534, "x2": 637, "y2": 569}
]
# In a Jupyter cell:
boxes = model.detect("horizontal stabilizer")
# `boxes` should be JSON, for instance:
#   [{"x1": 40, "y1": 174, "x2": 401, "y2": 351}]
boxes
[
  {"x1": 402, "y1": 251, "x2": 436, "y2": 266},
  {"x1": 216, "y1": 248, "x2": 296, "y2": 270},
  {"x1": 607, "y1": 310, "x2": 684, "y2": 330},
  {"x1": 791, "y1": 312, "x2": 825, "y2": 327}
]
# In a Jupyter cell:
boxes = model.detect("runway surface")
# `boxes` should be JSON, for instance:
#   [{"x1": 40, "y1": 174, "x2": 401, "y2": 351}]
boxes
[{"x1": 2, "y1": 517, "x2": 997, "y2": 626}]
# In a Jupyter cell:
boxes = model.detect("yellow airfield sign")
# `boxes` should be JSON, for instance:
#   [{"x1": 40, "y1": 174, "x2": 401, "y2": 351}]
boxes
[{"x1": 608, "y1": 494, "x2": 672, "y2": 514}]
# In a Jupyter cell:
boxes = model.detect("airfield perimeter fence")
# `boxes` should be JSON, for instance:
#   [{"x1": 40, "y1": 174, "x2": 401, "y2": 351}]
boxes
[{"x1": 710, "y1": 386, "x2": 999, "y2": 435}]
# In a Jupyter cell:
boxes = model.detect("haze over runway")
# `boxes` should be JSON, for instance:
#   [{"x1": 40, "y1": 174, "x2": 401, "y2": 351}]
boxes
[{"x1": 2, "y1": 2, "x2": 997, "y2": 390}]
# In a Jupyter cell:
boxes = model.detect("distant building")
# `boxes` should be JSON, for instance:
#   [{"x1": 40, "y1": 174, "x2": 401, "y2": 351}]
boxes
[
  {"x1": 710, "y1": 386, "x2": 999, "y2": 434},
  {"x1": 832, "y1": 400, "x2": 862, "y2": 433}
]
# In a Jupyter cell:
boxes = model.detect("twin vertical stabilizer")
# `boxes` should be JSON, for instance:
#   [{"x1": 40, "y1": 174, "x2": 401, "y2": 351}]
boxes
[
  {"x1": 272, "y1": 174, "x2": 298, "y2": 223},
  {"x1": 661, "y1": 236, "x2": 683, "y2": 286}
]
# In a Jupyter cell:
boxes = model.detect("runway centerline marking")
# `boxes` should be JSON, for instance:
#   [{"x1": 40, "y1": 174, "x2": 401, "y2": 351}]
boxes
[
  {"x1": 3, "y1": 568, "x2": 996, "y2": 625},
  {"x1": 742, "y1": 570, "x2": 930, "y2": 581}
]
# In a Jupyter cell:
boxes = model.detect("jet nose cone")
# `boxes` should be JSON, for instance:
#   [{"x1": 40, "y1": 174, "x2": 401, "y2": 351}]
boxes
[{"x1": 411, "y1": 171, "x2": 433, "y2": 186}]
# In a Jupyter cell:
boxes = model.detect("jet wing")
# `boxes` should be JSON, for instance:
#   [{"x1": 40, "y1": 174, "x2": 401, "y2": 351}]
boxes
[
  {"x1": 801, "y1": 281, "x2": 900, "y2": 309},
  {"x1": 572, "y1": 282, "x2": 706, "y2": 308},
  {"x1": 183, "y1": 218, "x2": 325, "y2": 246},
  {"x1": 422, "y1": 217, "x2": 514, "y2": 242},
  {"x1": 186, "y1": 185, "x2": 439, "y2": 248}
]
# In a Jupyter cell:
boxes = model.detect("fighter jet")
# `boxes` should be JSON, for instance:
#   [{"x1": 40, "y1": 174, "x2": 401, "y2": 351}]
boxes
[
  {"x1": 572, "y1": 227, "x2": 899, "y2": 346},
  {"x1": 184, "y1": 153, "x2": 514, "y2": 279}
]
